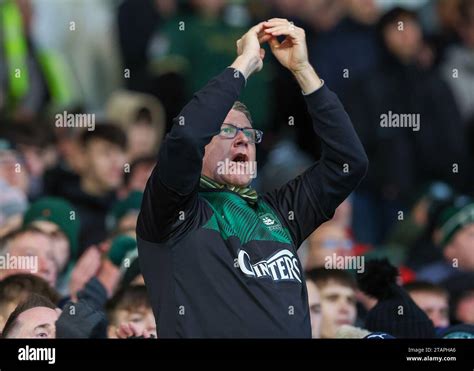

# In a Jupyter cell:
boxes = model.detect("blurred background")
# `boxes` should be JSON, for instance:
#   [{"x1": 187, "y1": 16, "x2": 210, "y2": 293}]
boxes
[{"x1": 1, "y1": 0, "x2": 474, "y2": 337}]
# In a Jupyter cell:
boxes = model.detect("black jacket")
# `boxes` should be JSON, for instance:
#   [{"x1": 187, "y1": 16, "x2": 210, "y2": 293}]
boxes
[{"x1": 56, "y1": 278, "x2": 108, "y2": 338}]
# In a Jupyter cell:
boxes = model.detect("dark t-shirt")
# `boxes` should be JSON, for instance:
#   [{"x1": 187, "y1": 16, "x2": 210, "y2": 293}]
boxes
[{"x1": 136, "y1": 68, "x2": 368, "y2": 338}]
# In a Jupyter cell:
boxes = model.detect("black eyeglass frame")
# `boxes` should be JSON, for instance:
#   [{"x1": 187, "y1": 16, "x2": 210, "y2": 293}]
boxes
[{"x1": 219, "y1": 123, "x2": 263, "y2": 144}]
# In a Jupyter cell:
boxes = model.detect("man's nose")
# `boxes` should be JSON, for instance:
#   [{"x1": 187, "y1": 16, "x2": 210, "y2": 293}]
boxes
[
  {"x1": 233, "y1": 130, "x2": 249, "y2": 146},
  {"x1": 39, "y1": 255, "x2": 55, "y2": 276},
  {"x1": 339, "y1": 301, "x2": 351, "y2": 314}
]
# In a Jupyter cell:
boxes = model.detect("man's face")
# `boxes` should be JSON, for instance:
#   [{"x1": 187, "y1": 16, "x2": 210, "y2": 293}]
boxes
[
  {"x1": 117, "y1": 212, "x2": 139, "y2": 235},
  {"x1": 444, "y1": 224, "x2": 474, "y2": 271},
  {"x1": 306, "y1": 223, "x2": 352, "y2": 270},
  {"x1": 0, "y1": 150, "x2": 29, "y2": 193},
  {"x1": 127, "y1": 123, "x2": 158, "y2": 162},
  {"x1": 455, "y1": 291, "x2": 474, "y2": 324},
  {"x1": 18, "y1": 144, "x2": 54, "y2": 178},
  {"x1": 84, "y1": 139, "x2": 126, "y2": 191},
  {"x1": 202, "y1": 109, "x2": 257, "y2": 187},
  {"x1": 7, "y1": 306, "x2": 60, "y2": 338},
  {"x1": 318, "y1": 280, "x2": 357, "y2": 338},
  {"x1": 306, "y1": 280, "x2": 322, "y2": 338},
  {"x1": 109, "y1": 306, "x2": 157, "y2": 338},
  {"x1": 384, "y1": 16, "x2": 422, "y2": 62},
  {"x1": 2, "y1": 232, "x2": 57, "y2": 287},
  {"x1": 347, "y1": 0, "x2": 379, "y2": 25},
  {"x1": 31, "y1": 221, "x2": 70, "y2": 273},
  {"x1": 410, "y1": 291, "x2": 450, "y2": 328}
]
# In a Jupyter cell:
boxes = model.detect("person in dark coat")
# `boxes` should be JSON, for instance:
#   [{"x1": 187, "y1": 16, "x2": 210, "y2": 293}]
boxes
[{"x1": 345, "y1": 7, "x2": 469, "y2": 244}]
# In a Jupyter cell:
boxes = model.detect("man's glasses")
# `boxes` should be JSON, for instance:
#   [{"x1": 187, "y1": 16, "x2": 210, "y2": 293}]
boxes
[{"x1": 219, "y1": 123, "x2": 263, "y2": 144}]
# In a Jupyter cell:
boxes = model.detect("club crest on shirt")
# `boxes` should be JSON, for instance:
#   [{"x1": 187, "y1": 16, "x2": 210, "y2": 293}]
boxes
[{"x1": 259, "y1": 213, "x2": 283, "y2": 232}]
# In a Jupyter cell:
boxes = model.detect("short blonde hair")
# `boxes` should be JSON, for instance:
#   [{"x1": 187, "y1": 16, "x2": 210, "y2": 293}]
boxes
[{"x1": 232, "y1": 101, "x2": 253, "y2": 125}]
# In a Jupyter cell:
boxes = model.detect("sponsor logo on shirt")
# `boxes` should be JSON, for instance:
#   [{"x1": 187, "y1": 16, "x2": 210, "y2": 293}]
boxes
[{"x1": 238, "y1": 249, "x2": 302, "y2": 283}]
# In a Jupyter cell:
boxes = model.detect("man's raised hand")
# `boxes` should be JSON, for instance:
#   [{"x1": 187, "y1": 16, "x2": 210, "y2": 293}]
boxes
[
  {"x1": 263, "y1": 18, "x2": 310, "y2": 74},
  {"x1": 264, "y1": 18, "x2": 322, "y2": 94},
  {"x1": 231, "y1": 23, "x2": 267, "y2": 79}
]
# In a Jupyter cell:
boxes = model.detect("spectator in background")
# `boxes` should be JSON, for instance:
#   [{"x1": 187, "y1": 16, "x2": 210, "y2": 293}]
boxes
[
  {"x1": 405, "y1": 281, "x2": 450, "y2": 329},
  {"x1": 31, "y1": 0, "x2": 121, "y2": 115},
  {"x1": 270, "y1": 0, "x2": 343, "y2": 161},
  {"x1": 68, "y1": 234, "x2": 137, "y2": 301},
  {"x1": 441, "y1": 0, "x2": 474, "y2": 122},
  {"x1": 385, "y1": 182, "x2": 454, "y2": 270},
  {"x1": 306, "y1": 0, "x2": 381, "y2": 97},
  {"x1": 306, "y1": 268, "x2": 358, "y2": 338},
  {"x1": 0, "y1": 0, "x2": 51, "y2": 121},
  {"x1": 417, "y1": 200, "x2": 474, "y2": 283},
  {"x1": 106, "y1": 191, "x2": 143, "y2": 236},
  {"x1": 52, "y1": 124, "x2": 127, "y2": 253},
  {"x1": 305, "y1": 278, "x2": 322, "y2": 338},
  {"x1": 118, "y1": 156, "x2": 156, "y2": 198},
  {"x1": 3, "y1": 286, "x2": 109, "y2": 339},
  {"x1": 0, "y1": 227, "x2": 57, "y2": 287},
  {"x1": 0, "y1": 140, "x2": 28, "y2": 238},
  {"x1": 276, "y1": 0, "x2": 381, "y2": 175},
  {"x1": 1, "y1": 0, "x2": 82, "y2": 120},
  {"x1": 1, "y1": 294, "x2": 60, "y2": 338},
  {"x1": 303, "y1": 222, "x2": 355, "y2": 271},
  {"x1": 2, "y1": 121, "x2": 58, "y2": 199},
  {"x1": 106, "y1": 285, "x2": 156, "y2": 339},
  {"x1": 444, "y1": 275, "x2": 474, "y2": 325},
  {"x1": 22, "y1": 197, "x2": 80, "y2": 295},
  {"x1": 358, "y1": 259, "x2": 435, "y2": 338},
  {"x1": 117, "y1": 0, "x2": 177, "y2": 92},
  {"x1": 106, "y1": 90, "x2": 166, "y2": 162},
  {"x1": 346, "y1": 7, "x2": 469, "y2": 245},
  {"x1": 302, "y1": 0, "x2": 346, "y2": 33},
  {"x1": 424, "y1": 0, "x2": 461, "y2": 66},
  {"x1": 148, "y1": 0, "x2": 273, "y2": 130},
  {"x1": 0, "y1": 139, "x2": 30, "y2": 202},
  {"x1": 43, "y1": 125, "x2": 83, "y2": 199},
  {"x1": 0, "y1": 274, "x2": 60, "y2": 334},
  {"x1": 405, "y1": 183, "x2": 454, "y2": 266}
]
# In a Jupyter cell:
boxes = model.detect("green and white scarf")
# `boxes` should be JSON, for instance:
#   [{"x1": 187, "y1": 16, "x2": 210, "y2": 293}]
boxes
[{"x1": 200, "y1": 175, "x2": 258, "y2": 205}]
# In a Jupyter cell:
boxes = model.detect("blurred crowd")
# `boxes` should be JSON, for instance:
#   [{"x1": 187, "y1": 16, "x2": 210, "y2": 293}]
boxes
[{"x1": 0, "y1": 0, "x2": 474, "y2": 338}]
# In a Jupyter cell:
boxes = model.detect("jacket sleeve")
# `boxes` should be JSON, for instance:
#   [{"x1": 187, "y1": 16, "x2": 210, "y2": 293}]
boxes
[
  {"x1": 55, "y1": 278, "x2": 108, "y2": 338},
  {"x1": 262, "y1": 84, "x2": 368, "y2": 248},
  {"x1": 137, "y1": 68, "x2": 246, "y2": 243}
]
